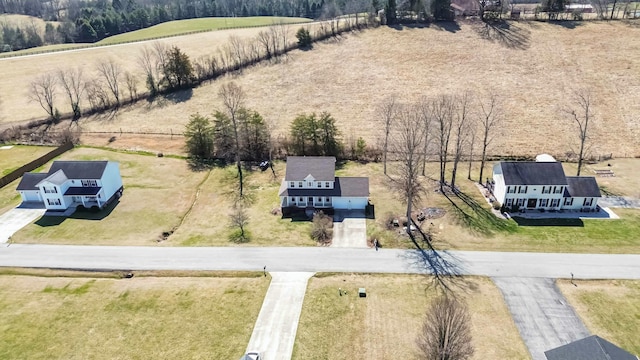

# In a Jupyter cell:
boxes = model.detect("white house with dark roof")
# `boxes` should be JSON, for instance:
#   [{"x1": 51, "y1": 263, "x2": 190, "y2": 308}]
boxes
[
  {"x1": 16, "y1": 161, "x2": 123, "y2": 211},
  {"x1": 279, "y1": 156, "x2": 369, "y2": 211},
  {"x1": 491, "y1": 160, "x2": 601, "y2": 212},
  {"x1": 545, "y1": 335, "x2": 638, "y2": 360}
]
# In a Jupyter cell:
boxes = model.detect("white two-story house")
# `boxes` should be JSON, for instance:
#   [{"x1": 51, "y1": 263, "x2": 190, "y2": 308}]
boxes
[
  {"x1": 16, "y1": 161, "x2": 123, "y2": 212},
  {"x1": 279, "y1": 156, "x2": 369, "y2": 212},
  {"x1": 491, "y1": 160, "x2": 601, "y2": 212}
]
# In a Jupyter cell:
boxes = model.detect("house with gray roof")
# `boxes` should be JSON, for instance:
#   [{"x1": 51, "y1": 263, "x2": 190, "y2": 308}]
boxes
[
  {"x1": 16, "y1": 161, "x2": 123, "y2": 213},
  {"x1": 491, "y1": 158, "x2": 601, "y2": 212},
  {"x1": 279, "y1": 156, "x2": 369, "y2": 212},
  {"x1": 545, "y1": 335, "x2": 638, "y2": 360}
]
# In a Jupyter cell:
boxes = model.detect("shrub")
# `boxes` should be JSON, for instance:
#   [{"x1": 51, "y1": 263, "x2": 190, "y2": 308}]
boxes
[
  {"x1": 492, "y1": 201, "x2": 501, "y2": 210},
  {"x1": 296, "y1": 27, "x2": 312, "y2": 49},
  {"x1": 311, "y1": 211, "x2": 332, "y2": 244}
]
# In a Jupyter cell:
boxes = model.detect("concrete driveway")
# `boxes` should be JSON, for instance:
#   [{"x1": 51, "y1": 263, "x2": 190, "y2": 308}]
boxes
[
  {"x1": 599, "y1": 196, "x2": 640, "y2": 209},
  {"x1": 331, "y1": 210, "x2": 367, "y2": 248},
  {"x1": 493, "y1": 277, "x2": 590, "y2": 360},
  {"x1": 246, "y1": 272, "x2": 314, "y2": 360},
  {"x1": 0, "y1": 204, "x2": 46, "y2": 243}
]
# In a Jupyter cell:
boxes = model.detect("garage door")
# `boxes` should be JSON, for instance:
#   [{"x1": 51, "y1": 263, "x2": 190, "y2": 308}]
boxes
[
  {"x1": 332, "y1": 197, "x2": 368, "y2": 210},
  {"x1": 21, "y1": 191, "x2": 41, "y2": 202}
]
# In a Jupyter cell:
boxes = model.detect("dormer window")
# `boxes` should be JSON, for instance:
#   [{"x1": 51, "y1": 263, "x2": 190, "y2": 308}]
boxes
[
  {"x1": 325, "y1": 182, "x2": 330, "y2": 188},
  {"x1": 317, "y1": 182, "x2": 321, "y2": 188},
  {"x1": 290, "y1": 182, "x2": 295, "y2": 188},
  {"x1": 298, "y1": 181, "x2": 303, "y2": 188}
]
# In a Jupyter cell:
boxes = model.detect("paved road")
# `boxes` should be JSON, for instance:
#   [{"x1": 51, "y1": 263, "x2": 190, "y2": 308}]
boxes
[
  {"x1": 2, "y1": 245, "x2": 640, "y2": 279},
  {"x1": 599, "y1": 196, "x2": 640, "y2": 209},
  {"x1": 246, "y1": 272, "x2": 313, "y2": 360},
  {"x1": 493, "y1": 277, "x2": 591, "y2": 360}
]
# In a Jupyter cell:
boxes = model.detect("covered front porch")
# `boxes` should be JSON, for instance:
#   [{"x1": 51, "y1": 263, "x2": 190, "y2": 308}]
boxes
[{"x1": 281, "y1": 196, "x2": 333, "y2": 208}]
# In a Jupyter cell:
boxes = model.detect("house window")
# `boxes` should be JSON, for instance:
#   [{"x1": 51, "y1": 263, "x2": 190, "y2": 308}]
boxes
[
  {"x1": 516, "y1": 198, "x2": 525, "y2": 207},
  {"x1": 583, "y1": 198, "x2": 593, "y2": 207},
  {"x1": 299, "y1": 197, "x2": 304, "y2": 202},
  {"x1": 505, "y1": 198, "x2": 513, "y2": 207},
  {"x1": 47, "y1": 198, "x2": 61, "y2": 206},
  {"x1": 290, "y1": 197, "x2": 296, "y2": 204},
  {"x1": 298, "y1": 182, "x2": 303, "y2": 188},
  {"x1": 325, "y1": 197, "x2": 330, "y2": 202},
  {"x1": 518, "y1": 186, "x2": 528, "y2": 194},
  {"x1": 542, "y1": 186, "x2": 550, "y2": 194},
  {"x1": 539, "y1": 198, "x2": 549, "y2": 207},
  {"x1": 550, "y1": 198, "x2": 560, "y2": 207},
  {"x1": 564, "y1": 198, "x2": 574, "y2": 206},
  {"x1": 325, "y1": 182, "x2": 330, "y2": 188},
  {"x1": 290, "y1": 182, "x2": 295, "y2": 188},
  {"x1": 507, "y1": 186, "x2": 516, "y2": 194},
  {"x1": 317, "y1": 182, "x2": 321, "y2": 188},
  {"x1": 554, "y1": 186, "x2": 562, "y2": 194}
]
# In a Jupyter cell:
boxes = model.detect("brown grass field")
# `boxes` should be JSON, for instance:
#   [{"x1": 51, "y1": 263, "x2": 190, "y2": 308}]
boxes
[
  {"x1": 557, "y1": 279, "x2": 640, "y2": 356},
  {"x1": 294, "y1": 274, "x2": 529, "y2": 360},
  {"x1": 3, "y1": 20, "x2": 639, "y2": 158},
  {"x1": 0, "y1": 274, "x2": 269, "y2": 359}
]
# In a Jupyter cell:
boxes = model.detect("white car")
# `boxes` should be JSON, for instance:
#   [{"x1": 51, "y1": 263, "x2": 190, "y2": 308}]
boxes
[{"x1": 239, "y1": 351, "x2": 262, "y2": 360}]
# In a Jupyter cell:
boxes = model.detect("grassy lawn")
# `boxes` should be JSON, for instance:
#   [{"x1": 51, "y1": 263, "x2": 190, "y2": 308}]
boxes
[
  {"x1": 557, "y1": 279, "x2": 640, "y2": 356},
  {"x1": 98, "y1": 16, "x2": 312, "y2": 44},
  {"x1": 169, "y1": 161, "x2": 314, "y2": 246},
  {"x1": 10, "y1": 147, "x2": 207, "y2": 245},
  {"x1": 0, "y1": 144, "x2": 56, "y2": 176},
  {"x1": 293, "y1": 274, "x2": 528, "y2": 360},
  {"x1": 343, "y1": 160, "x2": 640, "y2": 253},
  {"x1": 0, "y1": 273, "x2": 269, "y2": 359}
]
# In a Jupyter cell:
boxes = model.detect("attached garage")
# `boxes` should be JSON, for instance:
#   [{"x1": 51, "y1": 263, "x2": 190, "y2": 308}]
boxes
[
  {"x1": 332, "y1": 177, "x2": 369, "y2": 210},
  {"x1": 332, "y1": 197, "x2": 368, "y2": 210},
  {"x1": 20, "y1": 190, "x2": 41, "y2": 202}
]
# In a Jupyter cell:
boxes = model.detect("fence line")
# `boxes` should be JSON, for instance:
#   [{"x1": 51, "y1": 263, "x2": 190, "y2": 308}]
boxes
[{"x1": 0, "y1": 142, "x2": 74, "y2": 189}]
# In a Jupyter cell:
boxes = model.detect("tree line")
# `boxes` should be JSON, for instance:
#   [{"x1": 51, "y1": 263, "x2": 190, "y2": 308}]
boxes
[{"x1": 1, "y1": 0, "x2": 377, "y2": 51}]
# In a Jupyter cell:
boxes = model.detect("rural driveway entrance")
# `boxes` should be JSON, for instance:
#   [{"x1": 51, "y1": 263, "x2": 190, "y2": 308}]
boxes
[
  {"x1": 493, "y1": 277, "x2": 590, "y2": 360},
  {"x1": 246, "y1": 272, "x2": 314, "y2": 360},
  {"x1": 331, "y1": 210, "x2": 367, "y2": 248},
  {"x1": 0, "y1": 205, "x2": 46, "y2": 243},
  {"x1": 599, "y1": 196, "x2": 640, "y2": 209}
]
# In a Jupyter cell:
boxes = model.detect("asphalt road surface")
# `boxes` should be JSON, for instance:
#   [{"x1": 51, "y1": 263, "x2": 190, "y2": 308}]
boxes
[
  {"x1": 1, "y1": 245, "x2": 640, "y2": 279},
  {"x1": 493, "y1": 277, "x2": 591, "y2": 360}
]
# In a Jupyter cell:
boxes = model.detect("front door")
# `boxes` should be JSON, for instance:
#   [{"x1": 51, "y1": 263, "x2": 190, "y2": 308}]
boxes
[
  {"x1": 527, "y1": 198, "x2": 537, "y2": 208},
  {"x1": 308, "y1": 197, "x2": 313, "y2": 207}
]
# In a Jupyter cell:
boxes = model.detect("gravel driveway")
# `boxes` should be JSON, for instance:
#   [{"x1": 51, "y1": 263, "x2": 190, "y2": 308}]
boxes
[{"x1": 493, "y1": 277, "x2": 590, "y2": 360}]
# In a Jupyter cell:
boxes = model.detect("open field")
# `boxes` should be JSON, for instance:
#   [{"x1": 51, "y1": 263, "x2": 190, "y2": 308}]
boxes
[
  {"x1": 26, "y1": 20, "x2": 638, "y2": 159},
  {"x1": 0, "y1": 14, "x2": 61, "y2": 34},
  {"x1": 558, "y1": 279, "x2": 640, "y2": 356},
  {"x1": 294, "y1": 274, "x2": 529, "y2": 360},
  {"x1": 0, "y1": 274, "x2": 269, "y2": 359},
  {"x1": 9, "y1": 147, "x2": 207, "y2": 245},
  {"x1": 98, "y1": 16, "x2": 311, "y2": 44}
]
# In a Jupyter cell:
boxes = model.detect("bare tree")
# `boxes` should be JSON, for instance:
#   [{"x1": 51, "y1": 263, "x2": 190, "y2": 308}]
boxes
[
  {"x1": 228, "y1": 35, "x2": 247, "y2": 69},
  {"x1": 257, "y1": 30, "x2": 274, "y2": 59},
  {"x1": 565, "y1": 89, "x2": 594, "y2": 176},
  {"x1": 96, "y1": 59, "x2": 123, "y2": 106},
  {"x1": 417, "y1": 295, "x2": 474, "y2": 360},
  {"x1": 378, "y1": 95, "x2": 399, "y2": 175},
  {"x1": 450, "y1": 93, "x2": 472, "y2": 191},
  {"x1": 392, "y1": 104, "x2": 428, "y2": 234},
  {"x1": 85, "y1": 79, "x2": 112, "y2": 110},
  {"x1": 29, "y1": 73, "x2": 58, "y2": 121},
  {"x1": 229, "y1": 201, "x2": 250, "y2": 243},
  {"x1": 433, "y1": 95, "x2": 455, "y2": 191},
  {"x1": 467, "y1": 125, "x2": 476, "y2": 180},
  {"x1": 219, "y1": 82, "x2": 247, "y2": 197},
  {"x1": 57, "y1": 68, "x2": 85, "y2": 123},
  {"x1": 418, "y1": 97, "x2": 433, "y2": 176},
  {"x1": 477, "y1": 92, "x2": 501, "y2": 185},
  {"x1": 124, "y1": 72, "x2": 138, "y2": 101}
]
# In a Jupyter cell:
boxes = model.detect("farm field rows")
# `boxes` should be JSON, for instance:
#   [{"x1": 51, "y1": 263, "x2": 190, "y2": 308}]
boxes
[{"x1": 3, "y1": 20, "x2": 640, "y2": 158}]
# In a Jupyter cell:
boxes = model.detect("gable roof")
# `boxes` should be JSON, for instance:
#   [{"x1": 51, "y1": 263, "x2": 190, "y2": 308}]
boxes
[
  {"x1": 545, "y1": 335, "x2": 638, "y2": 360},
  {"x1": 48, "y1": 161, "x2": 109, "y2": 180},
  {"x1": 500, "y1": 161, "x2": 568, "y2": 186},
  {"x1": 566, "y1": 176, "x2": 602, "y2": 198},
  {"x1": 285, "y1": 157, "x2": 336, "y2": 182},
  {"x1": 38, "y1": 169, "x2": 68, "y2": 186},
  {"x1": 16, "y1": 172, "x2": 49, "y2": 191},
  {"x1": 335, "y1": 177, "x2": 369, "y2": 197}
]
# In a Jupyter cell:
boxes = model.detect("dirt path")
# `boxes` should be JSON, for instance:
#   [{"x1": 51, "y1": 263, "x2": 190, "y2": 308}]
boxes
[
  {"x1": 493, "y1": 277, "x2": 590, "y2": 360},
  {"x1": 246, "y1": 272, "x2": 314, "y2": 360}
]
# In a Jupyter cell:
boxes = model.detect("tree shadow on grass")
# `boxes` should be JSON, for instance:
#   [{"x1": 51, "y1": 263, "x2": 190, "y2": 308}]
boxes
[
  {"x1": 390, "y1": 21, "x2": 461, "y2": 33},
  {"x1": 547, "y1": 20, "x2": 583, "y2": 29},
  {"x1": 473, "y1": 19, "x2": 531, "y2": 50},
  {"x1": 442, "y1": 189, "x2": 517, "y2": 236}
]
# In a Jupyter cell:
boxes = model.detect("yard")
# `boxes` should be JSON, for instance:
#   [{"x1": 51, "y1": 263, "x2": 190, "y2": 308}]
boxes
[
  {"x1": 9, "y1": 147, "x2": 207, "y2": 245},
  {"x1": 0, "y1": 272, "x2": 269, "y2": 359},
  {"x1": 557, "y1": 279, "x2": 640, "y2": 356},
  {"x1": 293, "y1": 274, "x2": 529, "y2": 360}
]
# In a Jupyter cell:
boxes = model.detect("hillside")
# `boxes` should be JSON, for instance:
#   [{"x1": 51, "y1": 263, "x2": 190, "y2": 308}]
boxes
[{"x1": 3, "y1": 20, "x2": 640, "y2": 158}]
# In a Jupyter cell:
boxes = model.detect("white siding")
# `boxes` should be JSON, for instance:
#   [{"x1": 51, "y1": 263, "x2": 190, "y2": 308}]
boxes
[
  {"x1": 492, "y1": 163, "x2": 506, "y2": 203},
  {"x1": 332, "y1": 197, "x2": 367, "y2": 210},
  {"x1": 100, "y1": 162, "x2": 123, "y2": 201},
  {"x1": 503, "y1": 185, "x2": 565, "y2": 210},
  {"x1": 20, "y1": 190, "x2": 41, "y2": 202},
  {"x1": 562, "y1": 197, "x2": 599, "y2": 211}
]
